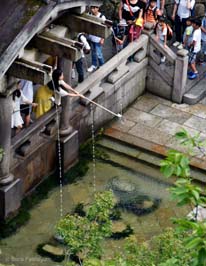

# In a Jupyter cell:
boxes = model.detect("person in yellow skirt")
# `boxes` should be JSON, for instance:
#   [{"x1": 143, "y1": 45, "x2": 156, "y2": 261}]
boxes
[
  {"x1": 34, "y1": 69, "x2": 78, "y2": 119},
  {"x1": 34, "y1": 84, "x2": 53, "y2": 119}
]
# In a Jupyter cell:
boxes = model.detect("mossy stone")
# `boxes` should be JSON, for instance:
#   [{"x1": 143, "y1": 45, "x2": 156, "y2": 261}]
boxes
[
  {"x1": 42, "y1": 244, "x2": 64, "y2": 256},
  {"x1": 112, "y1": 221, "x2": 127, "y2": 233}
]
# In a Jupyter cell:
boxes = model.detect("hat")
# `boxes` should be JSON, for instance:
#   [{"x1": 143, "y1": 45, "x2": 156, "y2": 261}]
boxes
[{"x1": 118, "y1": 19, "x2": 128, "y2": 27}]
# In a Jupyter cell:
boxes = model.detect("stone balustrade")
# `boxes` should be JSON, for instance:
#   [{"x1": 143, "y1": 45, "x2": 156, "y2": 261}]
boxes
[
  {"x1": 144, "y1": 27, "x2": 188, "y2": 103},
  {"x1": 9, "y1": 34, "x2": 149, "y2": 194}
]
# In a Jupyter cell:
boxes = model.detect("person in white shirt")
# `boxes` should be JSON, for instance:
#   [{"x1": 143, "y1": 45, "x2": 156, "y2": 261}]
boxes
[
  {"x1": 75, "y1": 33, "x2": 91, "y2": 83},
  {"x1": 48, "y1": 69, "x2": 79, "y2": 106},
  {"x1": 171, "y1": 0, "x2": 195, "y2": 49},
  {"x1": 20, "y1": 80, "x2": 34, "y2": 127},
  {"x1": 155, "y1": 16, "x2": 168, "y2": 63},
  {"x1": 12, "y1": 81, "x2": 37, "y2": 134},
  {"x1": 188, "y1": 19, "x2": 201, "y2": 80},
  {"x1": 87, "y1": 6, "x2": 106, "y2": 73}
]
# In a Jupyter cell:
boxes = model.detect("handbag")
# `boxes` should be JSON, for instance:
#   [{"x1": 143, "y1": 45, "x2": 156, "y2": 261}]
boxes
[{"x1": 129, "y1": 25, "x2": 142, "y2": 42}]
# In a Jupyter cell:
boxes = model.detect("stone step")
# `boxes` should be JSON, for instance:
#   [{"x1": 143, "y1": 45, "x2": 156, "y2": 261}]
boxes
[
  {"x1": 102, "y1": 130, "x2": 206, "y2": 184},
  {"x1": 98, "y1": 137, "x2": 161, "y2": 167},
  {"x1": 99, "y1": 145, "x2": 172, "y2": 185},
  {"x1": 183, "y1": 77, "x2": 206, "y2": 105}
]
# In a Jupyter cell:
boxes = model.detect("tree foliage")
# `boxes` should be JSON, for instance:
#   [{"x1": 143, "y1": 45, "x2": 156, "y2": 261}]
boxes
[
  {"x1": 57, "y1": 129, "x2": 206, "y2": 266},
  {"x1": 160, "y1": 129, "x2": 206, "y2": 266},
  {"x1": 56, "y1": 191, "x2": 115, "y2": 264}
]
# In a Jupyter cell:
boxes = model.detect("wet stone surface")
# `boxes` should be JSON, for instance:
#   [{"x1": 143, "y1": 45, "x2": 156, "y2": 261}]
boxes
[
  {"x1": 150, "y1": 104, "x2": 192, "y2": 124},
  {"x1": 105, "y1": 93, "x2": 206, "y2": 172}
]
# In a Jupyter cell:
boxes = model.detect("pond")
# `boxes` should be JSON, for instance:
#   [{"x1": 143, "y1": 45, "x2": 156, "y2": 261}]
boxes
[{"x1": 0, "y1": 151, "x2": 189, "y2": 266}]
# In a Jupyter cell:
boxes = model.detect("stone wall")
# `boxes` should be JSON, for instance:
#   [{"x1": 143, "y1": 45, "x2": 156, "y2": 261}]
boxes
[{"x1": 11, "y1": 35, "x2": 148, "y2": 194}]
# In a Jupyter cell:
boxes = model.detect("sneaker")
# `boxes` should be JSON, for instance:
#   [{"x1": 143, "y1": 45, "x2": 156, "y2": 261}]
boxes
[
  {"x1": 177, "y1": 44, "x2": 183, "y2": 50},
  {"x1": 71, "y1": 68, "x2": 76, "y2": 79},
  {"x1": 160, "y1": 56, "x2": 166, "y2": 63},
  {"x1": 173, "y1": 41, "x2": 180, "y2": 47},
  {"x1": 87, "y1": 65, "x2": 97, "y2": 73},
  {"x1": 188, "y1": 73, "x2": 198, "y2": 80}
]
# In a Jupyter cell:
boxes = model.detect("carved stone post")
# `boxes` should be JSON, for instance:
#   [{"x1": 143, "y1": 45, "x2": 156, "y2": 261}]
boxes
[
  {"x1": 58, "y1": 58, "x2": 74, "y2": 136},
  {"x1": 0, "y1": 95, "x2": 14, "y2": 185},
  {"x1": 57, "y1": 58, "x2": 79, "y2": 173},
  {"x1": 172, "y1": 49, "x2": 188, "y2": 103},
  {"x1": 0, "y1": 78, "x2": 22, "y2": 220}
]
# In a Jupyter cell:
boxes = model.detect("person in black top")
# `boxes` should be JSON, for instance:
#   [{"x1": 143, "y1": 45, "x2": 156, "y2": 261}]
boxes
[{"x1": 118, "y1": 0, "x2": 145, "y2": 25}]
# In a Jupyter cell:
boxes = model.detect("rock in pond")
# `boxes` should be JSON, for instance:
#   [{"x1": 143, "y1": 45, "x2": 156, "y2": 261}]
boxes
[
  {"x1": 110, "y1": 176, "x2": 136, "y2": 193},
  {"x1": 42, "y1": 244, "x2": 64, "y2": 257}
]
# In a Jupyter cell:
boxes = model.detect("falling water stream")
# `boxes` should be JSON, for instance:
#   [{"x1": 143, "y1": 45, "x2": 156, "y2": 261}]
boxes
[{"x1": 90, "y1": 104, "x2": 96, "y2": 193}]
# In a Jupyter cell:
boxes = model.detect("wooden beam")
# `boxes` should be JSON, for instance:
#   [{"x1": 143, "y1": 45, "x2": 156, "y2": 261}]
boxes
[
  {"x1": 58, "y1": 13, "x2": 112, "y2": 39},
  {"x1": 41, "y1": 30, "x2": 84, "y2": 49},
  {"x1": 32, "y1": 33, "x2": 81, "y2": 62},
  {"x1": 8, "y1": 59, "x2": 52, "y2": 85}
]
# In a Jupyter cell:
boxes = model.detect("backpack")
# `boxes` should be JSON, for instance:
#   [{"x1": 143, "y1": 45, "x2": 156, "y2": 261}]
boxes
[
  {"x1": 145, "y1": 6, "x2": 158, "y2": 20},
  {"x1": 154, "y1": 22, "x2": 173, "y2": 41}
]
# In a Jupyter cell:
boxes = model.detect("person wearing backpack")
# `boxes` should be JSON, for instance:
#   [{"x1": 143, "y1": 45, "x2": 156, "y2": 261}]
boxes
[
  {"x1": 144, "y1": 0, "x2": 161, "y2": 26},
  {"x1": 118, "y1": 0, "x2": 145, "y2": 42},
  {"x1": 155, "y1": 16, "x2": 168, "y2": 63},
  {"x1": 182, "y1": 17, "x2": 193, "y2": 50},
  {"x1": 75, "y1": 33, "x2": 91, "y2": 83},
  {"x1": 87, "y1": 6, "x2": 106, "y2": 73},
  {"x1": 119, "y1": 0, "x2": 145, "y2": 26},
  {"x1": 112, "y1": 20, "x2": 128, "y2": 52},
  {"x1": 171, "y1": 0, "x2": 195, "y2": 49}
]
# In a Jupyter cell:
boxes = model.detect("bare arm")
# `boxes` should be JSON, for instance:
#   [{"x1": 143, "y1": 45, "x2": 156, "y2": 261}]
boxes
[
  {"x1": 160, "y1": 0, "x2": 165, "y2": 12},
  {"x1": 138, "y1": 9, "x2": 143, "y2": 19},
  {"x1": 164, "y1": 34, "x2": 167, "y2": 47},
  {"x1": 187, "y1": 0, "x2": 192, "y2": 9},
  {"x1": 201, "y1": 25, "x2": 206, "y2": 34},
  {"x1": 118, "y1": 1, "x2": 123, "y2": 20},
  {"x1": 59, "y1": 80, "x2": 80, "y2": 97},
  {"x1": 183, "y1": 35, "x2": 189, "y2": 47},
  {"x1": 171, "y1": 2, "x2": 178, "y2": 20}
]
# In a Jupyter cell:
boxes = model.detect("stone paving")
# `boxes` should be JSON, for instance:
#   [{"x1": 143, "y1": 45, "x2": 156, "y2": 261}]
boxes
[{"x1": 105, "y1": 93, "x2": 206, "y2": 171}]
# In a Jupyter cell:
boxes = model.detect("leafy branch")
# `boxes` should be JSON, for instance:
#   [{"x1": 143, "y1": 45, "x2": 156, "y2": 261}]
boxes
[{"x1": 160, "y1": 129, "x2": 206, "y2": 266}]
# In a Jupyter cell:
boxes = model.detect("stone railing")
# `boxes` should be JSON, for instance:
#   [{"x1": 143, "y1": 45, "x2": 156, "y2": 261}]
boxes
[
  {"x1": 70, "y1": 34, "x2": 149, "y2": 141},
  {"x1": 144, "y1": 27, "x2": 188, "y2": 103},
  {"x1": 10, "y1": 108, "x2": 59, "y2": 192},
  {"x1": 10, "y1": 34, "x2": 149, "y2": 193}
]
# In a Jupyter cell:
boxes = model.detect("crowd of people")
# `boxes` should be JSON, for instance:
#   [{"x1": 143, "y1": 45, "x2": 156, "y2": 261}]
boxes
[
  {"x1": 115, "y1": 0, "x2": 206, "y2": 78},
  {"x1": 11, "y1": 2, "x2": 206, "y2": 135}
]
